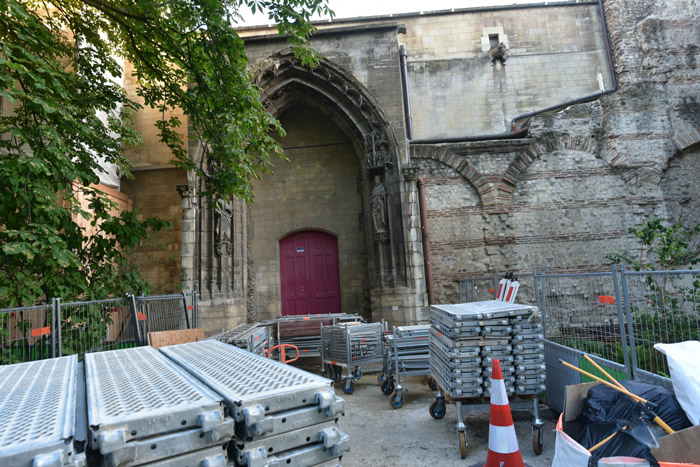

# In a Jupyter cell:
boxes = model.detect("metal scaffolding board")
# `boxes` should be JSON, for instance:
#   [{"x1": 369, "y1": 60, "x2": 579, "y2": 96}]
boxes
[
  {"x1": 430, "y1": 300, "x2": 537, "y2": 321},
  {"x1": 0, "y1": 356, "x2": 79, "y2": 467},
  {"x1": 85, "y1": 346, "x2": 227, "y2": 454},
  {"x1": 103, "y1": 418, "x2": 234, "y2": 467},
  {"x1": 234, "y1": 420, "x2": 340, "y2": 466},
  {"x1": 243, "y1": 435, "x2": 350, "y2": 467},
  {"x1": 138, "y1": 444, "x2": 228, "y2": 467},
  {"x1": 159, "y1": 340, "x2": 343, "y2": 437}
]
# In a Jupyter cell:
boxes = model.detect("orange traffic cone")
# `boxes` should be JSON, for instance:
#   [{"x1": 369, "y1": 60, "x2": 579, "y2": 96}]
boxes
[{"x1": 472, "y1": 358, "x2": 529, "y2": 467}]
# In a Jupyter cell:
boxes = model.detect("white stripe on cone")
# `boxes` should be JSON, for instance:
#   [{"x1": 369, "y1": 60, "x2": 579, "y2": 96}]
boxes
[
  {"x1": 488, "y1": 423, "x2": 520, "y2": 454},
  {"x1": 489, "y1": 377, "x2": 509, "y2": 406}
]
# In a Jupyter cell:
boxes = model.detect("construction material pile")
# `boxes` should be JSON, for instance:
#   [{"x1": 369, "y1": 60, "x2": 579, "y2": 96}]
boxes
[
  {"x1": 265, "y1": 313, "x2": 364, "y2": 357},
  {"x1": 161, "y1": 340, "x2": 349, "y2": 467},
  {"x1": 0, "y1": 356, "x2": 87, "y2": 467},
  {"x1": 429, "y1": 300, "x2": 542, "y2": 398},
  {"x1": 384, "y1": 325, "x2": 430, "y2": 379},
  {"x1": 209, "y1": 322, "x2": 273, "y2": 356},
  {"x1": 85, "y1": 346, "x2": 233, "y2": 466}
]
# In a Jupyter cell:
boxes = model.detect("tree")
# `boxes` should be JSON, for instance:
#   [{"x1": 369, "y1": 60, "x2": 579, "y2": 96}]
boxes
[{"x1": 0, "y1": 0, "x2": 332, "y2": 306}]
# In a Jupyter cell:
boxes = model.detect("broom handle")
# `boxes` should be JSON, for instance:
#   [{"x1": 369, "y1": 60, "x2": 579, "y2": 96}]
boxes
[
  {"x1": 583, "y1": 354, "x2": 626, "y2": 391},
  {"x1": 588, "y1": 430, "x2": 620, "y2": 453},
  {"x1": 560, "y1": 360, "x2": 675, "y2": 434}
]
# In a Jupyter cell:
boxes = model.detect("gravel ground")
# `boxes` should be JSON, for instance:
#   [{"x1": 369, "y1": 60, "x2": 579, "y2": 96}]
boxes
[{"x1": 328, "y1": 373, "x2": 558, "y2": 467}]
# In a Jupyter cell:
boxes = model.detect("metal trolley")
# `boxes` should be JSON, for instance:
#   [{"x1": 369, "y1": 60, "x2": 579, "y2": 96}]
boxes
[
  {"x1": 428, "y1": 381, "x2": 544, "y2": 459},
  {"x1": 428, "y1": 301, "x2": 545, "y2": 458},
  {"x1": 378, "y1": 325, "x2": 434, "y2": 408},
  {"x1": 320, "y1": 322, "x2": 384, "y2": 394}
]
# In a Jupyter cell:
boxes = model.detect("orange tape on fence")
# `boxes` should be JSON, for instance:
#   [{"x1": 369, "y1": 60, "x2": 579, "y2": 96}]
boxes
[
  {"x1": 31, "y1": 326, "x2": 51, "y2": 337},
  {"x1": 598, "y1": 295, "x2": 615, "y2": 304},
  {"x1": 137, "y1": 312, "x2": 147, "y2": 321}
]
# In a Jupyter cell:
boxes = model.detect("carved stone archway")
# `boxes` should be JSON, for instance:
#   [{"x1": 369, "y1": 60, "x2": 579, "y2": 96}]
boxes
[{"x1": 254, "y1": 50, "x2": 410, "y2": 290}]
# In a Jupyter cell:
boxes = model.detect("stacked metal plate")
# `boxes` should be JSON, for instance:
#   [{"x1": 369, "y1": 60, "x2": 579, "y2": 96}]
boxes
[
  {"x1": 323, "y1": 322, "x2": 383, "y2": 365},
  {"x1": 0, "y1": 355, "x2": 86, "y2": 467},
  {"x1": 160, "y1": 340, "x2": 349, "y2": 467},
  {"x1": 85, "y1": 346, "x2": 233, "y2": 467},
  {"x1": 510, "y1": 319, "x2": 546, "y2": 395},
  {"x1": 264, "y1": 314, "x2": 364, "y2": 357},
  {"x1": 387, "y1": 325, "x2": 430, "y2": 373},
  {"x1": 429, "y1": 301, "x2": 539, "y2": 399},
  {"x1": 209, "y1": 323, "x2": 273, "y2": 356}
]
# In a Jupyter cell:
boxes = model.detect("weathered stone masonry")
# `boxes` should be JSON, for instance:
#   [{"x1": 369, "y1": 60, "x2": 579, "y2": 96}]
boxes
[{"x1": 124, "y1": 0, "x2": 699, "y2": 333}]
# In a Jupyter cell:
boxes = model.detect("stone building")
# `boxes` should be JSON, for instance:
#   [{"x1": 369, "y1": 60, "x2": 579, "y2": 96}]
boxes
[{"x1": 121, "y1": 0, "x2": 700, "y2": 334}]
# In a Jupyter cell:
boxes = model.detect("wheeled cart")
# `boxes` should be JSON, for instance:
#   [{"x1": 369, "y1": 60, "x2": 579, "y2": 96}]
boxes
[
  {"x1": 320, "y1": 322, "x2": 384, "y2": 394},
  {"x1": 378, "y1": 325, "x2": 434, "y2": 408},
  {"x1": 428, "y1": 379, "x2": 545, "y2": 459}
]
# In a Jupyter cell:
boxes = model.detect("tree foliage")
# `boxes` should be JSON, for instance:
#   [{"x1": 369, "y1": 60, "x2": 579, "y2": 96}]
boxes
[{"x1": 0, "y1": 0, "x2": 331, "y2": 306}]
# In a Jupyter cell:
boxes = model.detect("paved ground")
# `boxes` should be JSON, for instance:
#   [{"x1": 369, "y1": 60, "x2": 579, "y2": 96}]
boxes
[{"x1": 300, "y1": 360, "x2": 558, "y2": 466}]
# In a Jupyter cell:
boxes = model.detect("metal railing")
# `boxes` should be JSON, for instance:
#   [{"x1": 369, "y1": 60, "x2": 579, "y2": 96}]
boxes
[
  {"x1": 1, "y1": 291, "x2": 197, "y2": 364},
  {"x1": 534, "y1": 266, "x2": 700, "y2": 411}
]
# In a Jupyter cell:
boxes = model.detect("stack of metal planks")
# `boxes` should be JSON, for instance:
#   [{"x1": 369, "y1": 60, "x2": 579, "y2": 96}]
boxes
[
  {"x1": 322, "y1": 322, "x2": 383, "y2": 364},
  {"x1": 265, "y1": 314, "x2": 364, "y2": 357},
  {"x1": 429, "y1": 301, "x2": 540, "y2": 399},
  {"x1": 386, "y1": 325, "x2": 430, "y2": 375},
  {"x1": 0, "y1": 355, "x2": 86, "y2": 467},
  {"x1": 511, "y1": 320, "x2": 546, "y2": 396},
  {"x1": 85, "y1": 346, "x2": 234, "y2": 467},
  {"x1": 160, "y1": 340, "x2": 349, "y2": 467},
  {"x1": 209, "y1": 323, "x2": 273, "y2": 356}
]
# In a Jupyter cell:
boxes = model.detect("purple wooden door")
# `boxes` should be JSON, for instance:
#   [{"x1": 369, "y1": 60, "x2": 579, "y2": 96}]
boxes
[{"x1": 280, "y1": 231, "x2": 341, "y2": 316}]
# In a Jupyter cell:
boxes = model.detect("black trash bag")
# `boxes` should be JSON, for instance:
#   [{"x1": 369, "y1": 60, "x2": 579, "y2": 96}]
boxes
[
  {"x1": 579, "y1": 380, "x2": 692, "y2": 431},
  {"x1": 576, "y1": 421, "x2": 660, "y2": 467}
]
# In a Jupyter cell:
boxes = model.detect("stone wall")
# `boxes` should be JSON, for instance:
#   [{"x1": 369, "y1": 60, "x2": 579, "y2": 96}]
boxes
[
  {"x1": 121, "y1": 168, "x2": 186, "y2": 293},
  {"x1": 249, "y1": 104, "x2": 367, "y2": 321}
]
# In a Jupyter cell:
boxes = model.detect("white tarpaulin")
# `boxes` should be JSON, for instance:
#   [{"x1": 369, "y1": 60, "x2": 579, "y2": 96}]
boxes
[{"x1": 654, "y1": 341, "x2": 700, "y2": 426}]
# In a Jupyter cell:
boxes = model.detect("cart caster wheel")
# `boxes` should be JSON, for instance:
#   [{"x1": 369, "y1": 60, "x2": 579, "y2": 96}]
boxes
[
  {"x1": 378, "y1": 373, "x2": 386, "y2": 385},
  {"x1": 352, "y1": 368, "x2": 362, "y2": 380},
  {"x1": 429, "y1": 399, "x2": 446, "y2": 419},
  {"x1": 532, "y1": 426, "x2": 543, "y2": 455},
  {"x1": 458, "y1": 431, "x2": 467, "y2": 459},
  {"x1": 342, "y1": 381, "x2": 355, "y2": 395},
  {"x1": 428, "y1": 377, "x2": 438, "y2": 391},
  {"x1": 381, "y1": 378, "x2": 395, "y2": 395},
  {"x1": 390, "y1": 391, "x2": 404, "y2": 409}
]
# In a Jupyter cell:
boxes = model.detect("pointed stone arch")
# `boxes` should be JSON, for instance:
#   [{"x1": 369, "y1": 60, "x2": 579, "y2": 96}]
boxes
[{"x1": 253, "y1": 49, "x2": 410, "y2": 289}]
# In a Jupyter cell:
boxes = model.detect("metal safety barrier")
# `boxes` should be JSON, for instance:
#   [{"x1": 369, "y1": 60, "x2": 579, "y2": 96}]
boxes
[{"x1": 1, "y1": 291, "x2": 198, "y2": 363}]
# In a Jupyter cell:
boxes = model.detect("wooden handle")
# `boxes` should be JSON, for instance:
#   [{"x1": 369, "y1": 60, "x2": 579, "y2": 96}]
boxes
[
  {"x1": 583, "y1": 354, "x2": 626, "y2": 391},
  {"x1": 560, "y1": 360, "x2": 675, "y2": 435}
]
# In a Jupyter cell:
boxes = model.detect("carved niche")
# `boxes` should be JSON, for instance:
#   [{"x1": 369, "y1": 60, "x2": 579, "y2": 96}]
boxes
[{"x1": 364, "y1": 130, "x2": 393, "y2": 173}]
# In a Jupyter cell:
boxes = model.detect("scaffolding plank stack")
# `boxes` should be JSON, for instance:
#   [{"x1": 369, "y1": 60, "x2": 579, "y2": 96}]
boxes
[
  {"x1": 209, "y1": 323, "x2": 273, "y2": 356},
  {"x1": 265, "y1": 314, "x2": 364, "y2": 357},
  {"x1": 380, "y1": 324, "x2": 431, "y2": 407},
  {"x1": 429, "y1": 300, "x2": 541, "y2": 398},
  {"x1": 321, "y1": 322, "x2": 384, "y2": 394},
  {"x1": 85, "y1": 346, "x2": 233, "y2": 467},
  {"x1": 160, "y1": 340, "x2": 349, "y2": 467},
  {"x1": 0, "y1": 356, "x2": 85, "y2": 467}
]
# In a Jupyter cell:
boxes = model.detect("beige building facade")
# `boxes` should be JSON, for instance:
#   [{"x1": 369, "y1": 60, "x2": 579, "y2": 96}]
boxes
[{"x1": 122, "y1": 0, "x2": 700, "y2": 334}]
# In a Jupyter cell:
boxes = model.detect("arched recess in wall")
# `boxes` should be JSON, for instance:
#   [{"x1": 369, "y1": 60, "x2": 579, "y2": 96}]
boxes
[
  {"x1": 660, "y1": 137, "x2": 700, "y2": 240},
  {"x1": 411, "y1": 145, "x2": 490, "y2": 206},
  {"x1": 254, "y1": 50, "x2": 409, "y2": 288}
]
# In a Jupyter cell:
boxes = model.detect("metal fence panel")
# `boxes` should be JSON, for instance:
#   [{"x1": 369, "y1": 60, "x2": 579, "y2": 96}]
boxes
[
  {"x1": 136, "y1": 293, "x2": 190, "y2": 334},
  {"x1": 0, "y1": 304, "x2": 55, "y2": 365},
  {"x1": 620, "y1": 268, "x2": 699, "y2": 386},
  {"x1": 58, "y1": 297, "x2": 136, "y2": 358},
  {"x1": 536, "y1": 270, "x2": 630, "y2": 374}
]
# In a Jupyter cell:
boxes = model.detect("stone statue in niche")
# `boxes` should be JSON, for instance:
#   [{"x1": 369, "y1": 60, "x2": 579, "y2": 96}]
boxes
[
  {"x1": 214, "y1": 198, "x2": 233, "y2": 256},
  {"x1": 371, "y1": 175, "x2": 388, "y2": 239},
  {"x1": 489, "y1": 42, "x2": 508, "y2": 66}
]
